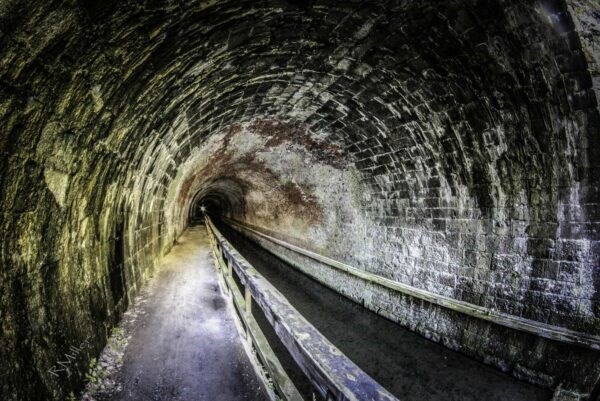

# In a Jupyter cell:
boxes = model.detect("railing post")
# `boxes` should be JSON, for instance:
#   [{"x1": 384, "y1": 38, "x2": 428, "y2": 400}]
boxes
[
  {"x1": 245, "y1": 287, "x2": 252, "y2": 316},
  {"x1": 219, "y1": 258, "x2": 229, "y2": 295},
  {"x1": 244, "y1": 286, "x2": 253, "y2": 342}
]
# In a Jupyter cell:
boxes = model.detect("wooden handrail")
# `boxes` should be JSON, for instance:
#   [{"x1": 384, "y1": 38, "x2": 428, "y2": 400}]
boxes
[
  {"x1": 224, "y1": 217, "x2": 600, "y2": 351},
  {"x1": 205, "y1": 216, "x2": 398, "y2": 401},
  {"x1": 206, "y1": 221, "x2": 300, "y2": 401}
]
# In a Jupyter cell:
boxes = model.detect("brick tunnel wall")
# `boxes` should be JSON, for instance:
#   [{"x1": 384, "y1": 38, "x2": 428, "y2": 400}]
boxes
[{"x1": 0, "y1": 0, "x2": 599, "y2": 400}]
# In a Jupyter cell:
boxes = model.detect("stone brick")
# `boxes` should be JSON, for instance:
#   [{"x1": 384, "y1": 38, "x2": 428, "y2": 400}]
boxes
[{"x1": 0, "y1": 0, "x2": 599, "y2": 399}]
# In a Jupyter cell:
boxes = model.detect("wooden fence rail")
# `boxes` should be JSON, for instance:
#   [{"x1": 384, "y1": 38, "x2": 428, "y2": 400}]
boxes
[{"x1": 205, "y1": 216, "x2": 398, "y2": 401}]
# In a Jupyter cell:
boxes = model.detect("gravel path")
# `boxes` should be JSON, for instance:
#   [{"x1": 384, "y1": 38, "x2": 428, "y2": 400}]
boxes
[{"x1": 81, "y1": 226, "x2": 266, "y2": 401}]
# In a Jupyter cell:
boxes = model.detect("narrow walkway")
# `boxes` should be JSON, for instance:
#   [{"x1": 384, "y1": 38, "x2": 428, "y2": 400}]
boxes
[
  {"x1": 218, "y1": 223, "x2": 552, "y2": 401},
  {"x1": 84, "y1": 226, "x2": 266, "y2": 401}
]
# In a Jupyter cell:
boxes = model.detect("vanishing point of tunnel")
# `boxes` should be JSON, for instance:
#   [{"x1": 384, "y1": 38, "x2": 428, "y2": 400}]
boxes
[{"x1": 1, "y1": 1, "x2": 600, "y2": 400}]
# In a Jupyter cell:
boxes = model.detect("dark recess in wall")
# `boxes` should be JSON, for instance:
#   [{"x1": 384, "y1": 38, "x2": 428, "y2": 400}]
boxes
[
  {"x1": 110, "y1": 219, "x2": 125, "y2": 305},
  {"x1": 79, "y1": 0, "x2": 120, "y2": 20}
]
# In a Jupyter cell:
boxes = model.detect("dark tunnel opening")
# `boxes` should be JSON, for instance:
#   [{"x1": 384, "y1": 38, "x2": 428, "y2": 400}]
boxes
[
  {"x1": 189, "y1": 196, "x2": 227, "y2": 225},
  {"x1": 188, "y1": 178, "x2": 248, "y2": 225}
]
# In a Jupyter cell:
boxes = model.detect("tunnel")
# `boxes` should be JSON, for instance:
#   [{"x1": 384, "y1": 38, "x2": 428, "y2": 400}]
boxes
[{"x1": 1, "y1": 0, "x2": 599, "y2": 400}]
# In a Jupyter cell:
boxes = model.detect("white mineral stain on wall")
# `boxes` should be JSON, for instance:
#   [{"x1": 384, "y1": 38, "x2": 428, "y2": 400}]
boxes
[
  {"x1": 44, "y1": 168, "x2": 69, "y2": 208},
  {"x1": 90, "y1": 85, "x2": 104, "y2": 112}
]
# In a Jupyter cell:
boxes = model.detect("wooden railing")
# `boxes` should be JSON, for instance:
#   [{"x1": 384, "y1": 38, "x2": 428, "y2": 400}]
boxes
[
  {"x1": 205, "y1": 216, "x2": 398, "y2": 401},
  {"x1": 223, "y1": 217, "x2": 600, "y2": 351}
]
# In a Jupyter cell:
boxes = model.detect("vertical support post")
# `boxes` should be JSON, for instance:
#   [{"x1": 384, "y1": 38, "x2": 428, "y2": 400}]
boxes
[
  {"x1": 245, "y1": 287, "x2": 252, "y2": 316},
  {"x1": 222, "y1": 259, "x2": 231, "y2": 295},
  {"x1": 245, "y1": 286, "x2": 252, "y2": 342}
]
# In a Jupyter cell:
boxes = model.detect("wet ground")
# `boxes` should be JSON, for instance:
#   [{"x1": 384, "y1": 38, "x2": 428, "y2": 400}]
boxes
[
  {"x1": 218, "y1": 222, "x2": 552, "y2": 401},
  {"x1": 81, "y1": 226, "x2": 266, "y2": 401}
]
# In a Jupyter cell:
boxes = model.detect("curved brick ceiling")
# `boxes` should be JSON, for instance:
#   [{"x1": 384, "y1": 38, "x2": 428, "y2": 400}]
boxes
[{"x1": 1, "y1": 0, "x2": 599, "y2": 400}]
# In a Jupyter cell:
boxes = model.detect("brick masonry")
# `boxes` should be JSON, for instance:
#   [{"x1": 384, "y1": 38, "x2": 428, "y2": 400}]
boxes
[{"x1": 0, "y1": 0, "x2": 599, "y2": 399}]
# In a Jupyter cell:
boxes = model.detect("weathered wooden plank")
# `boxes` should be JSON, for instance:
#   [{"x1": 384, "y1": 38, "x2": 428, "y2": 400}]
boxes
[
  {"x1": 245, "y1": 306, "x2": 305, "y2": 401},
  {"x1": 224, "y1": 218, "x2": 600, "y2": 351},
  {"x1": 207, "y1": 217, "x2": 398, "y2": 401},
  {"x1": 208, "y1": 225, "x2": 305, "y2": 401}
]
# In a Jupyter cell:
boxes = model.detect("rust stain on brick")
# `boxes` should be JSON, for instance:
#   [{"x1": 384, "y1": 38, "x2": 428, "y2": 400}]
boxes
[
  {"x1": 180, "y1": 120, "x2": 326, "y2": 223},
  {"x1": 249, "y1": 119, "x2": 346, "y2": 169},
  {"x1": 221, "y1": 123, "x2": 242, "y2": 150},
  {"x1": 280, "y1": 181, "x2": 321, "y2": 221},
  {"x1": 178, "y1": 175, "x2": 195, "y2": 205}
]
